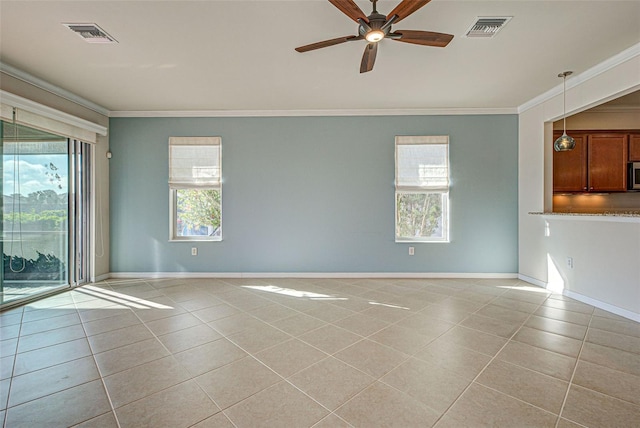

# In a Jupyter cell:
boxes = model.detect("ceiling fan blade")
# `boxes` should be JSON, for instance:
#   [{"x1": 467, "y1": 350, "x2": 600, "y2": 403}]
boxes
[
  {"x1": 386, "y1": 0, "x2": 432, "y2": 23},
  {"x1": 391, "y1": 30, "x2": 453, "y2": 47},
  {"x1": 328, "y1": 0, "x2": 369, "y2": 23},
  {"x1": 360, "y1": 43, "x2": 378, "y2": 73},
  {"x1": 295, "y1": 35, "x2": 360, "y2": 53}
]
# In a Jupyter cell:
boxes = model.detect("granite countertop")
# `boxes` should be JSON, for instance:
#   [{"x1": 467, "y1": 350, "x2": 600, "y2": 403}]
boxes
[{"x1": 530, "y1": 211, "x2": 640, "y2": 217}]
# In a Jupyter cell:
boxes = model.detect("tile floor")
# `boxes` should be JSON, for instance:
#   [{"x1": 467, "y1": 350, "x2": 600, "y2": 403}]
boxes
[
  {"x1": 1, "y1": 277, "x2": 639, "y2": 427},
  {"x1": 0, "y1": 282, "x2": 67, "y2": 306}
]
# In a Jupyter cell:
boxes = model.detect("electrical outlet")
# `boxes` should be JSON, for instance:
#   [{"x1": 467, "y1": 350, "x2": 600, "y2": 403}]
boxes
[
  {"x1": 408, "y1": 247, "x2": 415, "y2": 256},
  {"x1": 191, "y1": 247, "x2": 198, "y2": 256},
  {"x1": 566, "y1": 257, "x2": 573, "y2": 269}
]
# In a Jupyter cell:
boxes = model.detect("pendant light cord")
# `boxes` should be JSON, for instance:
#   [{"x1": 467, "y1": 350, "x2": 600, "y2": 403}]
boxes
[{"x1": 563, "y1": 74, "x2": 567, "y2": 134}]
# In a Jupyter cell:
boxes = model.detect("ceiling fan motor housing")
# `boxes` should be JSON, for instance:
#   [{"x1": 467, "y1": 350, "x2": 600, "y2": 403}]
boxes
[{"x1": 359, "y1": 12, "x2": 389, "y2": 38}]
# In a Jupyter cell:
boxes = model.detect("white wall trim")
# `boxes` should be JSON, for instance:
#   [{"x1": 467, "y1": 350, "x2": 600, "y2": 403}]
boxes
[
  {"x1": 102, "y1": 272, "x2": 640, "y2": 321},
  {"x1": 588, "y1": 106, "x2": 640, "y2": 113},
  {"x1": 109, "y1": 107, "x2": 517, "y2": 118},
  {"x1": 563, "y1": 289, "x2": 640, "y2": 323},
  {"x1": 0, "y1": 61, "x2": 110, "y2": 116},
  {"x1": 518, "y1": 42, "x2": 640, "y2": 114},
  {"x1": 92, "y1": 273, "x2": 111, "y2": 283},
  {"x1": 108, "y1": 272, "x2": 518, "y2": 279},
  {"x1": 517, "y1": 273, "x2": 547, "y2": 289},
  {"x1": 1, "y1": 90, "x2": 108, "y2": 136},
  {"x1": 518, "y1": 274, "x2": 639, "y2": 322}
]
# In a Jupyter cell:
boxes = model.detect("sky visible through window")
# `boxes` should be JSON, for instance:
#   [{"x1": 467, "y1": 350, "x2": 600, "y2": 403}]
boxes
[{"x1": 3, "y1": 153, "x2": 68, "y2": 196}]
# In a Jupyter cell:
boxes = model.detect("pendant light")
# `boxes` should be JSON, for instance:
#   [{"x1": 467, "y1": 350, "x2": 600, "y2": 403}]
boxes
[{"x1": 554, "y1": 71, "x2": 575, "y2": 152}]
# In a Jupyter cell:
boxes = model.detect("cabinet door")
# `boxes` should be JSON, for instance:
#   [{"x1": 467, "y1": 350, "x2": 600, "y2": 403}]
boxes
[
  {"x1": 588, "y1": 134, "x2": 628, "y2": 191},
  {"x1": 629, "y1": 134, "x2": 640, "y2": 161},
  {"x1": 553, "y1": 133, "x2": 587, "y2": 192}
]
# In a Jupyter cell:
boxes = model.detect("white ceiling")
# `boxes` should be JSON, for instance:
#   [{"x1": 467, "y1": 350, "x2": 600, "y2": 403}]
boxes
[{"x1": 1, "y1": 0, "x2": 639, "y2": 113}]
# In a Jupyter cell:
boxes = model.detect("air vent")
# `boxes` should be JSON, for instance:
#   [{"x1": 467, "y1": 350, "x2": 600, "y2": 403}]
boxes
[
  {"x1": 63, "y1": 23, "x2": 117, "y2": 43},
  {"x1": 465, "y1": 17, "x2": 512, "y2": 38}
]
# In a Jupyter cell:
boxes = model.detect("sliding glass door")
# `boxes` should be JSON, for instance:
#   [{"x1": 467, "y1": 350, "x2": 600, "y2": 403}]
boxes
[
  {"x1": 1, "y1": 119, "x2": 90, "y2": 307},
  {"x1": 70, "y1": 138, "x2": 91, "y2": 286}
]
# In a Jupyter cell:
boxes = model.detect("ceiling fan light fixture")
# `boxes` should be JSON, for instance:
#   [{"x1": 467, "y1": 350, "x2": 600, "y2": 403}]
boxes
[
  {"x1": 554, "y1": 70, "x2": 575, "y2": 152},
  {"x1": 365, "y1": 30, "x2": 385, "y2": 42}
]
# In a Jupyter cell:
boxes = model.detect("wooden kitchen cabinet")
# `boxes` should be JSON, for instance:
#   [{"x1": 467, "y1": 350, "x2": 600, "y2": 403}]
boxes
[
  {"x1": 553, "y1": 133, "x2": 587, "y2": 192},
  {"x1": 553, "y1": 131, "x2": 630, "y2": 193},
  {"x1": 629, "y1": 134, "x2": 640, "y2": 161},
  {"x1": 587, "y1": 134, "x2": 627, "y2": 191}
]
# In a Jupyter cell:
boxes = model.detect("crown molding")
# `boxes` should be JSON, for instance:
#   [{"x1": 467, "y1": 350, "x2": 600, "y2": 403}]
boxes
[
  {"x1": 0, "y1": 61, "x2": 517, "y2": 117},
  {"x1": 0, "y1": 61, "x2": 110, "y2": 116},
  {"x1": 587, "y1": 106, "x2": 640, "y2": 113},
  {"x1": 518, "y1": 42, "x2": 640, "y2": 114},
  {"x1": 1, "y1": 90, "x2": 108, "y2": 136},
  {"x1": 109, "y1": 107, "x2": 517, "y2": 118}
]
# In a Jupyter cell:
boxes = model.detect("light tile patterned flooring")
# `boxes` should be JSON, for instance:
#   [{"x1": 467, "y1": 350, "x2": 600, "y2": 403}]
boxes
[{"x1": 1, "y1": 277, "x2": 640, "y2": 427}]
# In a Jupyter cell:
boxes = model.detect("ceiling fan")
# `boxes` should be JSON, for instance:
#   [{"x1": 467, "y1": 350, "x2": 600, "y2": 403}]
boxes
[{"x1": 295, "y1": 0, "x2": 453, "y2": 73}]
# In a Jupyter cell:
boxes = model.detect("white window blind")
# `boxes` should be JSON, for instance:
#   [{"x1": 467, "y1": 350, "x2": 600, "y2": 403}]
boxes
[
  {"x1": 395, "y1": 135, "x2": 449, "y2": 191},
  {"x1": 395, "y1": 135, "x2": 450, "y2": 242},
  {"x1": 1, "y1": 91, "x2": 107, "y2": 144},
  {"x1": 169, "y1": 137, "x2": 221, "y2": 189}
]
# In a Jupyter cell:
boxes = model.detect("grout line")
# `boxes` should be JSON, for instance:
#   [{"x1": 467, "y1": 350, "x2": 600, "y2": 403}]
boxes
[
  {"x1": 477, "y1": 382, "x2": 562, "y2": 417},
  {"x1": 4, "y1": 277, "x2": 638, "y2": 428},
  {"x1": 117, "y1": 279, "x2": 331, "y2": 426},
  {"x1": 554, "y1": 310, "x2": 595, "y2": 428},
  {"x1": 97, "y1": 291, "x2": 232, "y2": 426},
  {"x1": 199, "y1": 281, "x2": 439, "y2": 423},
  {"x1": 321, "y1": 286, "x2": 513, "y2": 421},
  {"x1": 2, "y1": 307, "x2": 24, "y2": 428},
  {"x1": 3, "y1": 294, "x2": 113, "y2": 427},
  {"x1": 74, "y1": 288, "x2": 123, "y2": 428},
  {"x1": 430, "y1": 290, "x2": 551, "y2": 426}
]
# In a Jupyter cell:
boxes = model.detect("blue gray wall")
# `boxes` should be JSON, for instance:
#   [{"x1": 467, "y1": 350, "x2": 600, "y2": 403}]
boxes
[{"x1": 109, "y1": 115, "x2": 518, "y2": 273}]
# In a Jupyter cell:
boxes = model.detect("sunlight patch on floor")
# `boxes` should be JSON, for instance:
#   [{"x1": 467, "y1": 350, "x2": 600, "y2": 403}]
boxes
[
  {"x1": 368, "y1": 301, "x2": 410, "y2": 310},
  {"x1": 76, "y1": 285, "x2": 174, "y2": 309},
  {"x1": 241, "y1": 284, "x2": 344, "y2": 300}
]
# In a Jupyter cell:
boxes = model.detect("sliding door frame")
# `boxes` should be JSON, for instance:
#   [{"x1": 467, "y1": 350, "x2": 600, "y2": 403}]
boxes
[
  {"x1": 68, "y1": 139, "x2": 91, "y2": 286},
  {"x1": 0, "y1": 131, "x2": 92, "y2": 309}
]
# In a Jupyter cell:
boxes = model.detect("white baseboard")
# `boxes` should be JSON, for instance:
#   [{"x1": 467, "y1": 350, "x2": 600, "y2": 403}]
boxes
[
  {"x1": 518, "y1": 274, "x2": 640, "y2": 322},
  {"x1": 563, "y1": 290, "x2": 640, "y2": 323},
  {"x1": 106, "y1": 271, "x2": 638, "y2": 321},
  {"x1": 108, "y1": 272, "x2": 519, "y2": 280},
  {"x1": 517, "y1": 274, "x2": 548, "y2": 289},
  {"x1": 91, "y1": 273, "x2": 110, "y2": 283}
]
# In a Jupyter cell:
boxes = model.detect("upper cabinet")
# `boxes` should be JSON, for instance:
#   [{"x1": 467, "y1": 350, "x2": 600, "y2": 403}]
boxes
[
  {"x1": 553, "y1": 133, "x2": 587, "y2": 192},
  {"x1": 629, "y1": 134, "x2": 640, "y2": 161},
  {"x1": 587, "y1": 134, "x2": 627, "y2": 191},
  {"x1": 553, "y1": 131, "x2": 637, "y2": 193}
]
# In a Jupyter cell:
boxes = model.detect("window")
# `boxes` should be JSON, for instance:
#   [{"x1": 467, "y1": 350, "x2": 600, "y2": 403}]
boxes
[
  {"x1": 395, "y1": 136, "x2": 449, "y2": 242},
  {"x1": 169, "y1": 137, "x2": 221, "y2": 241}
]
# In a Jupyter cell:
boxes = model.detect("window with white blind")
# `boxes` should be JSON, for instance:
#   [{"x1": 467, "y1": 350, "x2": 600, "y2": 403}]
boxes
[
  {"x1": 395, "y1": 136, "x2": 449, "y2": 242},
  {"x1": 169, "y1": 137, "x2": 221, "y2": 241}
]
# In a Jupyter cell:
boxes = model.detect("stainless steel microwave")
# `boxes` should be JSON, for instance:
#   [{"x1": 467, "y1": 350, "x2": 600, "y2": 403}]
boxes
[{"x1": 629, "y1": 162, "x2": 640, "y2": 190}]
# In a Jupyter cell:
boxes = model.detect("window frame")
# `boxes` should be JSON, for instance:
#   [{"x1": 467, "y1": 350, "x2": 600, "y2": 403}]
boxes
[
  {"x1": 168, "y1": 136, "x2": 222, "y2": 242},
  {"x1": 394, "y1": 136, "x2": 450, "y2": 243}
]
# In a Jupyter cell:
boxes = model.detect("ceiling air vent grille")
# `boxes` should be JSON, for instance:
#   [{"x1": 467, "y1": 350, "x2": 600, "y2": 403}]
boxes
[
  {"x1": 465, "y1": 17, "x2": 512, "y2": 38},
  {"x1": 63, "y1": 23, "x2": 117, "y2": 43}
]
